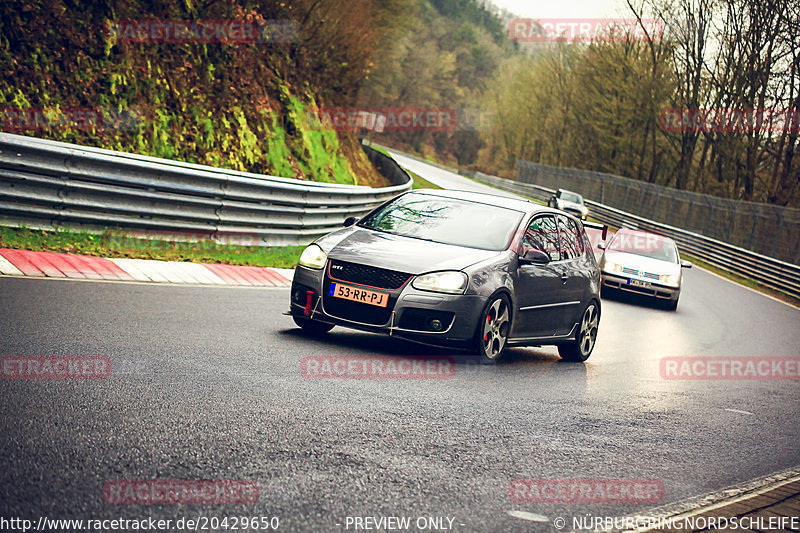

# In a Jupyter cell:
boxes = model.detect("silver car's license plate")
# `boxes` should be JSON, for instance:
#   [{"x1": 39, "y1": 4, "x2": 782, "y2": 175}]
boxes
[{"x1": 628, "y1": 279, "x2": 651, "y2": 288}]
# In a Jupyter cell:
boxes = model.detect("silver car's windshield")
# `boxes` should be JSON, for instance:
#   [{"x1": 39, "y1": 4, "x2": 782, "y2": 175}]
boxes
[
  {"x1": 560, "y1": 192, "x2": 582, "y2": 204},
  {"x1": 609, "y1": 234, "x2": 679, "y2": 262},
  {"x1": 359, "y1": 193, "x2": 525, "y2": 251}
]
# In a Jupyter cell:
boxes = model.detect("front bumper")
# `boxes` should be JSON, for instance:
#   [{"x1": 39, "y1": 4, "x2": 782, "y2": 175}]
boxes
[
  {"x1": 288, "y1": 265, "x2": 485, "y2": 348},
  {"x1": 601, "y1": 273, "x2": 679, "y2": 299},
  {"x1": 561, "y1": 207, "x2": 588, "y2": 220}
]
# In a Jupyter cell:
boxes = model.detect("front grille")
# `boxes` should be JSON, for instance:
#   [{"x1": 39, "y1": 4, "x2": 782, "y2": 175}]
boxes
[
  {"x1": 621, "y1": 266, "x2": 660, "y2": 281},
  {"x1": 328, "y1": 260, "x2": 411, "y2": 290}
]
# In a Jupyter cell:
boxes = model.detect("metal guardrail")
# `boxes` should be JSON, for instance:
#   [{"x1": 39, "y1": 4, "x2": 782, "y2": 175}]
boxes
[
  {"x1": 516, "y1": 159, "x2": 800, "y2": 266},
  {"x1": 0, "y1": 133, "x2": 412, "y2": 246},
  {"x1": 472, "y1": 172, "x2": 800, "y2": 300}
]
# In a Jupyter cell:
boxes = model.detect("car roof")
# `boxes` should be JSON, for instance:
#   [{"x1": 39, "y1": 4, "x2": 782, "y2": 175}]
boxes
[{"x1": 406, "y1": 188, "x2": 544, "y2": 214}]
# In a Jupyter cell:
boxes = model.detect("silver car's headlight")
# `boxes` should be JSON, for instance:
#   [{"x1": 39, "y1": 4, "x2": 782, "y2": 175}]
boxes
[
  {"x1": 412, "y1": 271, "x2": 468, "y2": 294},
  {"x1": 298, "y1": 244, "x2": 327, "y2": 270},
  {"x1": 603, "y1": 260, "x2": 622, "y2": 273},
  {"x1": 581, "y1": 206, "x2": 589, "y2": 215},
  {"x1": 660, "y1": 273, "x2": 680, "y2": 286}
]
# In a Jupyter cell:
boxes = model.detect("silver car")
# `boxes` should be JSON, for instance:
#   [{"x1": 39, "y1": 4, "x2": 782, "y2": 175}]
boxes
[
  {"x1": 598, "y1": 229, "x2": 692, "y2": 310},
  {"x1": 548, "y1": 189, "x2": 588, "y2": 220}
]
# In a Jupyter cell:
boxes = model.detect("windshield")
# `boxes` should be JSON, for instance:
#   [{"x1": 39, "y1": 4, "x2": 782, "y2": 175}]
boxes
[
  {"x1": 359, "y1": 193, "x2": 524, "y2": 251},
  {"x1": 608, "y1": 233, "x2": 679, "y2": 262},
  {"x1": 560, "y1": 192, "x2": 583, "y2": 204}
]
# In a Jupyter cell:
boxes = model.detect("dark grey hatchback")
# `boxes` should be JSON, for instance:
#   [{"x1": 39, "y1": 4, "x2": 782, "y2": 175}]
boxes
[{"x1": 287, "y1": 189, "x2": 601, "y2": 363}]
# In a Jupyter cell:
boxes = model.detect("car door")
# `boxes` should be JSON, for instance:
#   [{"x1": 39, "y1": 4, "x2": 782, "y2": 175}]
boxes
[
  {"x1": 555, "y1": 215, "x2": 589, "y2": 334},
  {"x1": 512, "y1": 214, "x2": 567, "y2": 338}
]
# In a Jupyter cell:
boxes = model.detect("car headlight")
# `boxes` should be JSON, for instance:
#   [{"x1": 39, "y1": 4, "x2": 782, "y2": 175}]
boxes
[
  {"x1": 603, "y1": 261, "x2": 622, "y2": 273},
  {"x1": 412, "y1": 271, "x2": 468, "y2": 294},
  {"x1": 298, "y1": 244, "x2": 327, "y2": 270},
  {"x1": 660, "y1": 273, "x2": 680, "y2": 286},
  {"x1": 581, "y1": 206, "x2": 589, "y2": 215}
]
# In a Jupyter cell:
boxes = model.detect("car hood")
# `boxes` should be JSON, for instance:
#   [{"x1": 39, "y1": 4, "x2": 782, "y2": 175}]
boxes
[
  {"x1": 559, "y1": 200, "x2": 584, "y2": 211},
  {"x1": 603, "y1": 251, "x2": 680, "y2": 275},
  {"x1": 316, "y1": 227, "x2": 501, "y2": 274}
]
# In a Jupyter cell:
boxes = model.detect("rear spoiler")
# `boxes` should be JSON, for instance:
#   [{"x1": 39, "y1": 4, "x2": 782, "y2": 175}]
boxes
[{"x1": 582, "y1": 221, "x2": 609, "y2": 241}]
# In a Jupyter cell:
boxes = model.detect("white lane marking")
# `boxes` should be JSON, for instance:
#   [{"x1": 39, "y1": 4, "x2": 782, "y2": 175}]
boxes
[
  {"x1": 119, "y1": 259, "x2": 173, "y2": 283},
  {"x1": 724, "y1": 408, "x2": 754, "y2": 415},
  {"x1": 107, "y1": 258, "x2": 153, "y2": 282},
  {"x1": 693, "y1": 264, "x2": 798, "y2": 310},
  {"x1": 0, "y1": 254, "x2": 24, "y2": 276},
  {"x1": 153, "y1": 261, "x2": 195, "y2": 283},
  {"x1": 0, "y1": 274, "x2": 286, "y2": 289},
  {"x1": 506, "y1": 510, "x2": 549, "y2": 522},
  {"x1": 172, "y1": 262, "x2": 227, "y2": 285}
]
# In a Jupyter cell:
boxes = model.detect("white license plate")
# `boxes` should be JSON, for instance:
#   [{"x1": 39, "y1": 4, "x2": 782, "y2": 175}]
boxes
[{"x1": 628, "y1": 279, "x2": 651, "y2": 288}]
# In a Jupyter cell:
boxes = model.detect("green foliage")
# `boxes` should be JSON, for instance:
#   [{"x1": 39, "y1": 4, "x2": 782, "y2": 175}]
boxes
[
  {"x1": 0, "y1": 0, "x2": 392, "y2": 187},
  {"x1": 0, "y1": 226, "x2": 305, "y2": 268},
  {"x1": 362, "y1": 0, "x2": 515, "y2": 165}
]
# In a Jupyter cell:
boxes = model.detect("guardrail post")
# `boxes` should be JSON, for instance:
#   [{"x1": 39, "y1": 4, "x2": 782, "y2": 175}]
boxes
[
  {"x1": 771, "y1": 206, "x2": 784, "y2": 259},
  {"x1": 703, "y1": 197, "x2": 715, "y2": 236},
  {"x1": 747, "y1": 203, "x2": 760, "y2": 251}
]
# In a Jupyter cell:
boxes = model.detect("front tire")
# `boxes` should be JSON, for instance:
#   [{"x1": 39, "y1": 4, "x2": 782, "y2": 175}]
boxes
[
  {"x1": 558, "y1": 301, "x2": 599, "y2": 362},
  {"x1": 663, "y1": 295, "x2": 679, "y2": 311},
  {"x1": 474, "y1": 294, "x2": 511, "y2": 364},
  {"x1": 293, "y1": 316, "x2": 334, "y2": 334}
]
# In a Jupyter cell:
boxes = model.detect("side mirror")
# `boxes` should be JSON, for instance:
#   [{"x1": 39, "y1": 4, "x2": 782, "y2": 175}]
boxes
[
  {"x1": 343, "y1": 216, "x2": 360, "y2": 227},
  {"x1": 597, "y1": 241, "x2": 607, "y2": 250},
  {"x1": 681, "y1": 260, "x2": 693, "y2": 268},
  {"x1": 519, "y1": 249, "x2": 550, "y2": 266}
]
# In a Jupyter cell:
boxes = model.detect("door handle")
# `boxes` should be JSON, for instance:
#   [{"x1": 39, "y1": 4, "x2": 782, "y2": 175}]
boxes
[{"x1": 560, "y1": 273, "x2": 568, "y2": 283}]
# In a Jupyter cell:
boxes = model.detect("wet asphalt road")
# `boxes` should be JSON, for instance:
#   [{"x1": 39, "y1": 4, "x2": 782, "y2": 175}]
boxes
[{"x1": 1, "y1": 265, "x2": 798, "y2": 532}]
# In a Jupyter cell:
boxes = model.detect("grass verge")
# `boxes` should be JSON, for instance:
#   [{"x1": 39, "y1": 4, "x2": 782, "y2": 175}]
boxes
[
  {"x1": 408, "y1": 169, "x2": 442, "y2": 190},
  {"x1": 0, "y1": 226, "x2": 305, "y2": 268}
]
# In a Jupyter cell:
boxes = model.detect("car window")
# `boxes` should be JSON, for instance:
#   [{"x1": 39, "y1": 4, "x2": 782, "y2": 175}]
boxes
[
  {"x1": 523, "y1": 215, "x2": 561, "y2": 261},
  {"x1": 608, "y1": 232, "x2": 679, "y2": 262},
  {"x1": 358, "y1": 192, "x2": 525, "y2": 251},
  {"x1": 560, "y1": 192, "x2": 582, "y2": 204},
  {"x1": 557, "y1": 215, "x2": 583, "y2": 260}
]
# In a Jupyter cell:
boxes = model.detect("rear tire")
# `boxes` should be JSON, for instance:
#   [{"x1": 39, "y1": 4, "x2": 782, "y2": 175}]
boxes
[
  {"x1": 293, "y1": 316, "x2": 334, "y2": 334},
  {"x1": 558, "y1": 301, "x2": 599, "y2": 362},
  {"x1": 473, "y1": 294, "x2": 512, "y2": 364}
]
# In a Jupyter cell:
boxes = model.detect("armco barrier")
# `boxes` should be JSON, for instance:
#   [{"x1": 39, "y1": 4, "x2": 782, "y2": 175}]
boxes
[
  {"x1": 0, "y1": 133, "x2": 411, "y2": 246},
  {"x1": 516, "y1": 160, "x2": 800, "y2": 265},
  {"x1": 472, "y1": 172, "x2": 800, "y2": 300}
]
